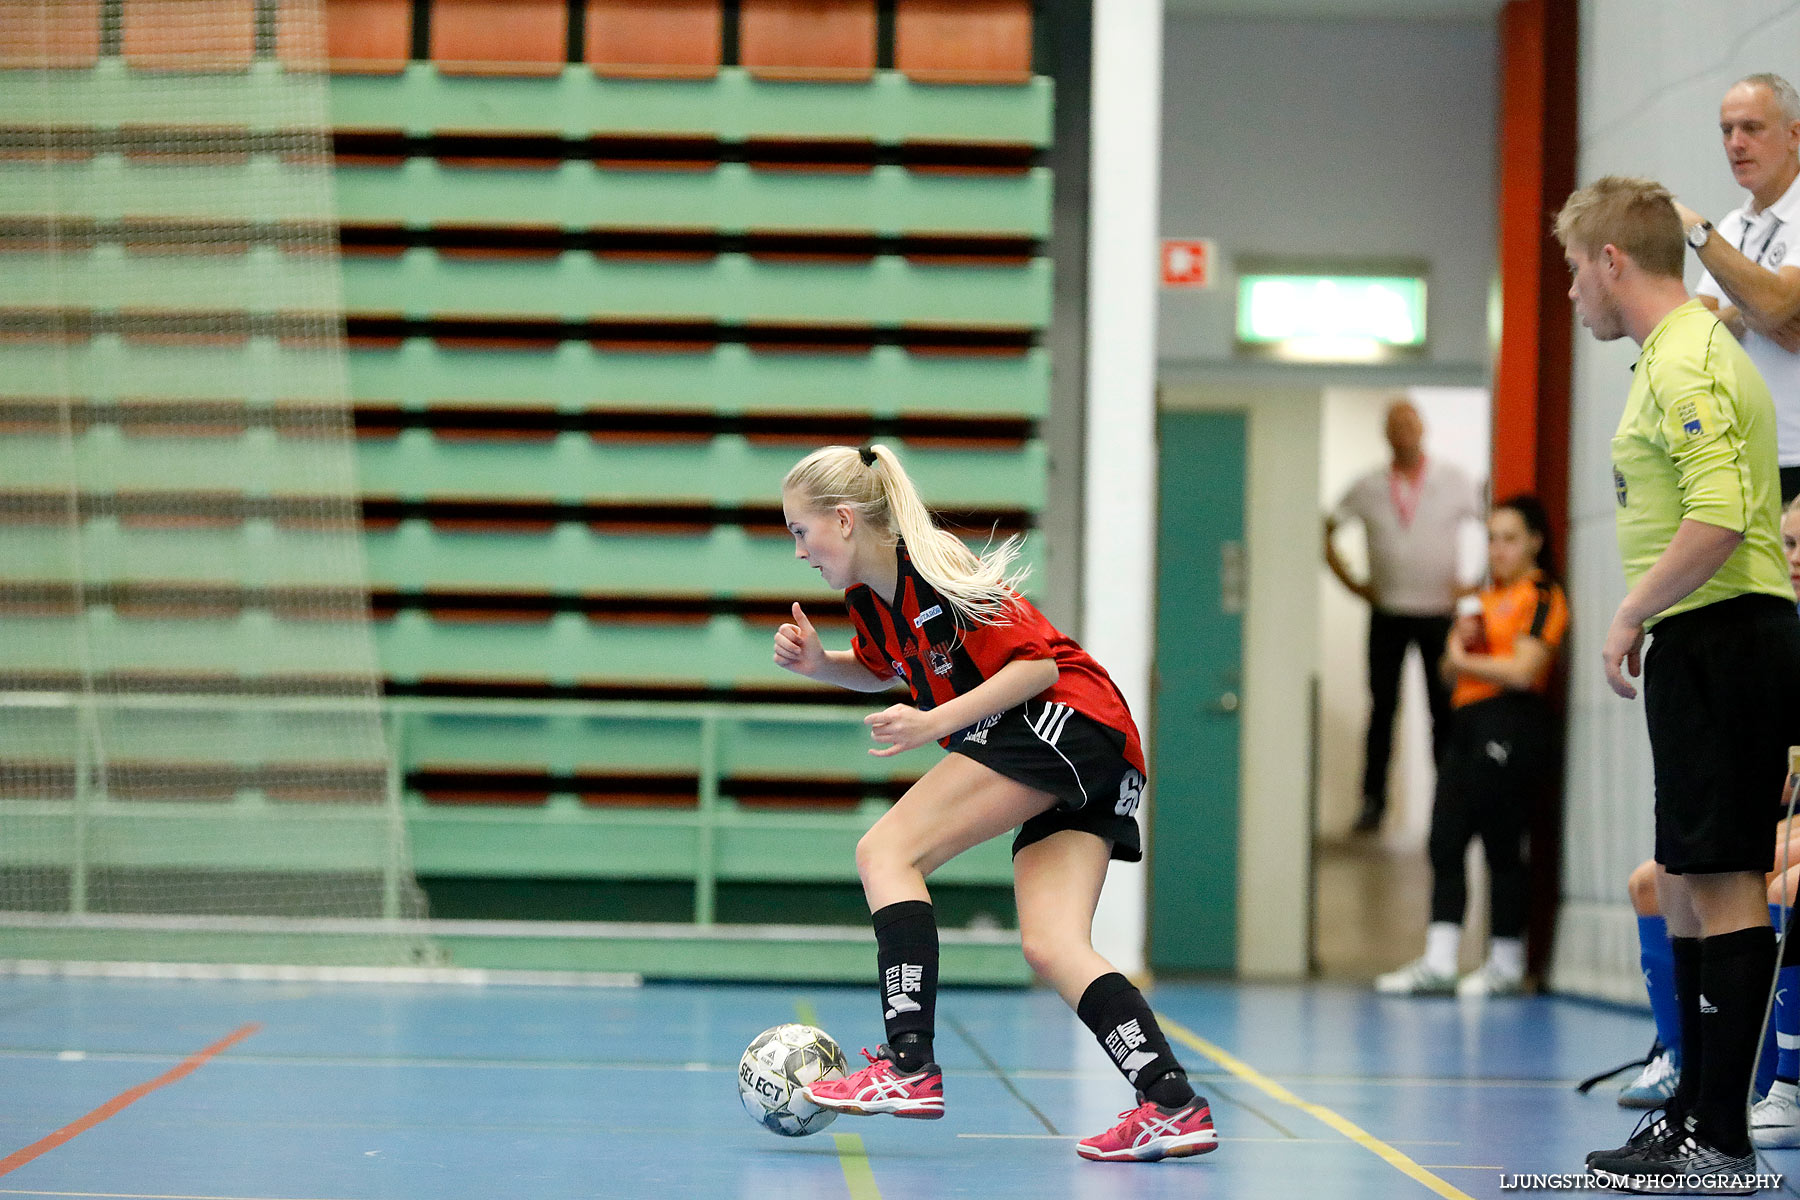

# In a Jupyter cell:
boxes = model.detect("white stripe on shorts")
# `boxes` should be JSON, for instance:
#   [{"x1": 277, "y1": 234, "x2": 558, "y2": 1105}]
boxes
[
  {"x1": 1032, "y1": 702, "x2": 1075, "y2": 747},
  {"x1": 1027, "y1": 702, "x2": 1088, "y2": 807}
]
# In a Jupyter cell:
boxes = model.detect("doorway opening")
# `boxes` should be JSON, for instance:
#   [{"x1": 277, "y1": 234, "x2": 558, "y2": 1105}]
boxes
[{"x1": 1312, "y1": 385, "x2": 1491, "y2": 980}]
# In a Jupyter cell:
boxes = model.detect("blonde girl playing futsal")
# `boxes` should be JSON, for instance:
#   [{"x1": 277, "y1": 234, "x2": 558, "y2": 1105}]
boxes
[{"x1": 775, "y1": 443, "x2": 1216, "y2": 1163}]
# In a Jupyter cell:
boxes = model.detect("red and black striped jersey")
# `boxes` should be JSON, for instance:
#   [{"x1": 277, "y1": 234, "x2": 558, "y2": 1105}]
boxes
[{"x1": 844, "y1": 542, "x2": 1146, "y2": 772}]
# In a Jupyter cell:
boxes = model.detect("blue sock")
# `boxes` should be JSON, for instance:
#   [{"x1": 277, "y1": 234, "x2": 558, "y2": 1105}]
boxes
[
  {"x1": 1777, "y1": 906, "x2": 1800, "y2": 1083},
  {"x1": 1757, "y1": 904, "x2": 1792, "y2": 1096},
  {"x1": 1639, "y1": 914, "x2": 1682, "y2": 1063}
]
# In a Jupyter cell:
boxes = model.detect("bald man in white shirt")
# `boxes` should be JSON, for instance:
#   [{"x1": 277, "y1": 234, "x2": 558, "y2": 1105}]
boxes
[{"x1": 1324, "y1": 399, "x2": 1482, "y2": 834}]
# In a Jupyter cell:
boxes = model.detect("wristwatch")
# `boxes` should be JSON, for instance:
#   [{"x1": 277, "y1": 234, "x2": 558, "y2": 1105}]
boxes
[{"x1": 1685, "y1": 218, "x2": 1714, "y2": 249}]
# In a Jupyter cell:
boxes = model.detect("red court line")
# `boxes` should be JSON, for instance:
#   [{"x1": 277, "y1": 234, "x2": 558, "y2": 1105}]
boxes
[{"x1": 0, "y1": 1022, "x2": 263, "y2": 1178}]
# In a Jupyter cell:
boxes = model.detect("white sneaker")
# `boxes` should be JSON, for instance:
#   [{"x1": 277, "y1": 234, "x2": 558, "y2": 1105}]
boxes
[
  {"x1": 1455, "y1": 960, "x2": 1524, "y2": 997},
  {"x1": 1752, "y1": 1078, "x2": 1800, "y2": 1148},
  {"x1": 1375, "y1": 956, "x2": 1456, "y2": 995},
  {"x1": 1618, "y1": 1043, "x2": 1679, "y2": 1108}
]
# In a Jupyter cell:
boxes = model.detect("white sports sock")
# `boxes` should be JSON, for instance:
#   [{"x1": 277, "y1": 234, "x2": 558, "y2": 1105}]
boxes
[
  {"x1": 1487, "y1": 937, "x2": 1524, "y2": 978},
  {"x1": 1424, "y1": 922, "x2": 1460, "y2": 975}
]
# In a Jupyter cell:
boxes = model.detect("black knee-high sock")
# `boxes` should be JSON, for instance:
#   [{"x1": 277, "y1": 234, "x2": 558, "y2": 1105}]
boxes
[
  {"x1": 1672, "y1": 935, "x2": 1704, "y2": 1120},
  {"x1": 1076, "y1": 972, "x2": 1195, "y2": 1109},
  {"x1": 1695, "y1": 925, "x2": 1777, "y2": 1155},
  {"x1": 872, "y1": 900, "x2": 937, "y2": 1071}
]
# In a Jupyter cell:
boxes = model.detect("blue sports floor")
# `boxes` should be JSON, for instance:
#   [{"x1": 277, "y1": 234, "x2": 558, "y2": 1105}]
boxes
[{"x1": 1, "y1": 974, "x2": 1796, "y2": 1200}]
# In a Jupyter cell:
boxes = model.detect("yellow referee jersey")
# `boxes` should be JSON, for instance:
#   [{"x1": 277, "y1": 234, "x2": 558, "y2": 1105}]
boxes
[{"x1": 1611, "y1": 299, "x2": 1795, "y2": 623}]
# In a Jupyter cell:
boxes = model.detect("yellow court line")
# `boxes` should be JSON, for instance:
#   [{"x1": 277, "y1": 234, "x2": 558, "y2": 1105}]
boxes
[
  {"x1": 833, "y1": 1132, "x2": 882, "y2": 1200},
  {"x1": 1157, "y1": 1013, "x2": 1475, "y2": 1200},
  {"x1": 797, "y1": 1000, "x2": 880, "y2": 1198}
]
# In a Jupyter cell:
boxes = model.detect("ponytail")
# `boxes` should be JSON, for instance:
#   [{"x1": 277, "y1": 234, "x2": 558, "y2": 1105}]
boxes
[{"x1": 782, "y1": 443, "x2": 1030, "y2": 624}]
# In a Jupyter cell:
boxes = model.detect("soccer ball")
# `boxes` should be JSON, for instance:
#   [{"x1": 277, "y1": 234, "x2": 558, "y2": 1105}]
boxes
[{"x1": 737, "y1": 1023, "x2": 848, "y2": 1137}]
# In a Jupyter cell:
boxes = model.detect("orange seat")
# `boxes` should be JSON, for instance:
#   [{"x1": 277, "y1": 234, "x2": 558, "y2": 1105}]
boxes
[
  {"x1": 432, "y1": 0, "x2": 567, "y2": 76},
  {"x1": 895, "y1": 0, "x2": 1032, "y2": 84},
  {"x1": 278, "y1": 0, "x2": 410, "y2": 73},
  {"x1": 121, "y1": 0, "x2": 255, "y2": 72},
  {"x1": 739, "y1": 0, "x2": 875, "y2": 82},
  {"x1": 0, "y1": 0, "x2": 101, "y2": 69},
  {"x1": 583, "y1": 0, "x2": 720, "y2": 79}
]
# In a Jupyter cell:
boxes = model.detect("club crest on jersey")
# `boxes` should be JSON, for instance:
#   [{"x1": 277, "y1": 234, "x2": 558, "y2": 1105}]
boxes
[
  {"x1": 927, "y1": 646, "x2": 953, "y2": 677},
  {"x1": 912, "y1": 604, "x2": 943, "y2": 628},
  {"x1": 1772, "y1": 240, "x2": 1788, "y2": 268},
  {"x1": 1613, "y1": 467, "x2": 1627, "y2": 507}
]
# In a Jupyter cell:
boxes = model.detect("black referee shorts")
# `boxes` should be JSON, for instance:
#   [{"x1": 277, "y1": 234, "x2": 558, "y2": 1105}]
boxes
[
  {"x1": 1647, "y1": 593, "x2": 1800, "y2": 876},
  {"x1": 947, "y1": 699, "x2": 1144, "y2": 863}
]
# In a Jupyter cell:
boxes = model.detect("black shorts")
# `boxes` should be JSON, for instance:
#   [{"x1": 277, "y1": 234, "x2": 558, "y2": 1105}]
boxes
[
  {"x1": 1646, "y1": 594, "x2": 1800, "y2": 875},
  {"x1": 946, "y1": 699, "x2": 1144, "y2": 863}
]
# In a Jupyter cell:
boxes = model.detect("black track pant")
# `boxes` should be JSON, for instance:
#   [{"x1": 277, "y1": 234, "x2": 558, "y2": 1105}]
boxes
[
  {"x1": 1427, "y1": 693, "x2": 1552, "y2": 938},
  {"x1": 1361, "y1": 609, "x2": 1455, "y2": 812}
]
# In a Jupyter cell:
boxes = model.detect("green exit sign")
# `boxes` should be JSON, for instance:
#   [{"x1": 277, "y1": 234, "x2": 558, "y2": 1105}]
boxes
[{"x1": 1236, "y1": 274, "x2": 1427, "y2": 347}]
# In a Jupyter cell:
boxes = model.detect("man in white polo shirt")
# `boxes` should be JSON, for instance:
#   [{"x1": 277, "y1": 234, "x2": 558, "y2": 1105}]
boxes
[
  {"x1": 1676, "y1": 72, "x2": 1800, "y2": 502},
  {"x1": 1324, "y1": 398, "x2": 1482, "y2": 834}
]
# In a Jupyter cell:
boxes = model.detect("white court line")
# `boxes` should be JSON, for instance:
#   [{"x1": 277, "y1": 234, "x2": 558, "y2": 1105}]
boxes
[{"x1": 0, "y1": 1191, "x2": 352, "y2": 1200}]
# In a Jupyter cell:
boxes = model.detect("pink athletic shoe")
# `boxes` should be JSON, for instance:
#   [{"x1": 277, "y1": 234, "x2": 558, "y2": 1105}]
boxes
[
  {"x1": 800, "y1": 1045, "x2": 944, "y2": 1119},
  {"x1": 1076, "y1": 1096, "x2": 1218, "y2": 1162}
]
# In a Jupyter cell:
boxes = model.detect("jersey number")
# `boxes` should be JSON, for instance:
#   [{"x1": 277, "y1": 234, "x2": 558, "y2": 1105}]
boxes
[{"x1": 1116, "y1": 770, "x2": 1144, "y2": 817}]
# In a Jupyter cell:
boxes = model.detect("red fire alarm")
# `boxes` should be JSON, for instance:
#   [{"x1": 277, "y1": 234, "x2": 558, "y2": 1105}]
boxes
[{"x1": 1161, "y1": 239, "x2": 1215, "y2": 289}]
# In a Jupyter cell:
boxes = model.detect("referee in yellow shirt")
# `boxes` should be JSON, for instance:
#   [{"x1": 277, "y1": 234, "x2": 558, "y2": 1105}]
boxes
[{"x1": 1558, "y1": 176, "x2": 1800, "y2": 1193}]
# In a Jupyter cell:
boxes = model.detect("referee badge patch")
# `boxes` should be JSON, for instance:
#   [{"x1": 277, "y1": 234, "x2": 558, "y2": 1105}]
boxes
[
  {"x1": 1675, "y1": 398, "x2": 1707, "y2": 439},
  {"x1": 1613, "y1": 467, "x2": 1628, "y2": 507}
]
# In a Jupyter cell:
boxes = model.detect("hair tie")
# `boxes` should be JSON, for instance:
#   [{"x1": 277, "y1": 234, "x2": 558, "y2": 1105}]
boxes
[{"x1": 858, "y1": 444, "x2": 877, "y2": 467}]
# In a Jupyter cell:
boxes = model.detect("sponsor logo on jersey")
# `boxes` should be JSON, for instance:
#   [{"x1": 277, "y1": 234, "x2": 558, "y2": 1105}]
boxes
[
  {"x1": 891, "y1": 659, "x2": 909, "y2": 678},
  {"x1": 912, "y1": 604, "x2": 943, "y2": 628},
  {"x1": 960, "y1": 711, "x2": 1003, "y2": 747}
]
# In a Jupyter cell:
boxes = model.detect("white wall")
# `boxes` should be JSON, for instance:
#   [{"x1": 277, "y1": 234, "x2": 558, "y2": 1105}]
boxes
[
  {"x1": 1160, "y1": 382, "x2": 1321, "y2": 979},
  {"x1": 1554, "y1": 0, "x2": 1800, "y2": 1003},
  {"x1": 1158, "y1": 14, "x2": 1499, "y2": 375},
  {"x1": 1083, "y1": 0, "x2": 1164, "y2": 977}
]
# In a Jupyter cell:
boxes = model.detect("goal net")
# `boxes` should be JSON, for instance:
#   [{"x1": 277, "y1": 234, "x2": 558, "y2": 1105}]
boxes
[{"x1": 0, "y1": 0, "x2": 433, "y2": 966}]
